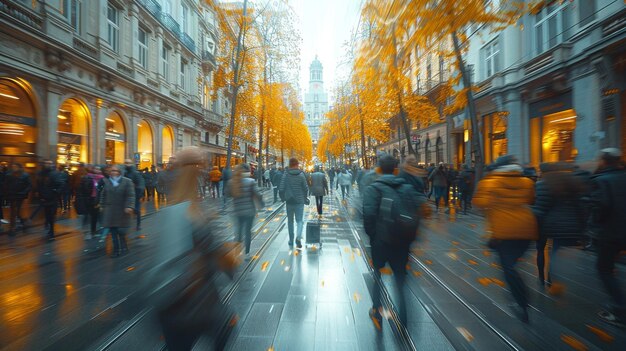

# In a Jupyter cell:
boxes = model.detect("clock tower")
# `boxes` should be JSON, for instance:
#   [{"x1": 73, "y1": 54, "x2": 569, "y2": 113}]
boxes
[{"x1": 304, "y1": 56, "x2": 329, "y2": 153}]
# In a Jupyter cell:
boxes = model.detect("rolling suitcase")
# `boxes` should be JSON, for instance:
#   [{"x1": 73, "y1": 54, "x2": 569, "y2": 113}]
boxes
[{"x1": 305, "y1": 220, "x2": 322, "y2": 248}]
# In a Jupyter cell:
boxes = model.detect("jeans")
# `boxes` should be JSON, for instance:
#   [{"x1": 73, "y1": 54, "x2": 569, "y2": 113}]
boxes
[
  {"x1": 536, "y1": 238, "x2": 573, "y2": 284},
  {"x1": 329, "y1": 178, "x2": 335, "y2": 191},
  {"x1": 496, "y1": 240, "x2": 530, "y2": 308},
  {"x1": 43, "y1": 204, "x2": 57, "y2": 237},
  {"x1": 211, "y1": 182, "x2": 220, "y2": 198},
  {"x1": 434, "y1": 186, "x2": 447, "y2": 209},
  {"x1": 460, "y1": 188, "x2": 473, "y2": 213},
  {"x1": 134, "y1": 193, "x2": 142, "y2": 229},
  {"x1": 340, "y1": 185, "x2": 349, "y2": 199},
  {"x1": 81, "y1": 201, "x2": 99, "y2": 234},
  {"x1": 597, "y1": 239, "x2": 626, "y2": 316},
  {"x1": 109, "y1": 227, "x2": 128, "y2": 254},
  {"x1": 236, "y1": 215, "x2": 254, "y2": 254},
  {"x1": 315, "y1": 196, "x2": 324, "y2": 215},
  {"x1": 145, "y1": 186, "x2": 155, "y2": 200},
  {"x1": 371, "y1": 243, "x2": 408, "y2": 324},
  {"x1": 273, "y1": 186, "x2": 279, "y2": 202},
  {"x1": 286, "y1": 203, "x2": 304, "y2": 243}
]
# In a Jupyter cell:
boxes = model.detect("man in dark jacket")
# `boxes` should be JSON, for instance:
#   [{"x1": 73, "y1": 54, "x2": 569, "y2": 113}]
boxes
[
  {"x1": 590, "y1": 148, "x2": 626, "y2": 327},
  {"x1": 428, "y1": 163, "x2": 448, "y2": 212},
  {"x1": 35, "y1": 160, "x2": 64, "y2": 240},
  {"x1": 363, "y1": 154, "x2": 425, "y2": 329},
  {"x1": 143, "y1": 166, "x2": 157, "y2": 201},
  {"x1": 279, "y1": 158, "x2": 309, "y2": 248},
  {"x1": 124, "y1": 159, "x2": 145, "y2": 231},
  {"x1": 3, "y1": 163, "x2": 31, "y2": 235},
  {"x1": 458, "y1": 165, "x2": 475, "y2": 215},
  {"x1": 271, "y1": 167, "x2": 283, "y2": 203},
  {"x1": 327, "y1": 168, "x2": 335, "y2": 193}
]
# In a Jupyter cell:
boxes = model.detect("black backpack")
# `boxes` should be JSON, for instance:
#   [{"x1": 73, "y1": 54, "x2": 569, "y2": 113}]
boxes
[{"x1": 371, "y1": 182, "x2": 424, "y2": 245}]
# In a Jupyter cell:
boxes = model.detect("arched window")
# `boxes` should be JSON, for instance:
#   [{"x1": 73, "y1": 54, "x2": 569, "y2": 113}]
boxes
[
  {"x1": 436, "y1": 137, "x2": 444, "y2": 164},
  {"x1": 424, "y1": 139, "x2": 431, "y2": 164}
]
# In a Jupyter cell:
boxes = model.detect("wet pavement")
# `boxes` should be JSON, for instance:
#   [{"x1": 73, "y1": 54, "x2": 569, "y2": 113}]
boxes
[{"x1": 1, "y1": 185, "x2": 625, "y2": 351}]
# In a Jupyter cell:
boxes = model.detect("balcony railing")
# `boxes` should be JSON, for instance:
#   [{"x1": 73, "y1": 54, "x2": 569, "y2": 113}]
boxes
[
  {"x1": 137, "y1": 0, "x2": 161, "y2": 19},
  {"x1": 160, "y1": 13, "x2": 181, "y2": 37},
  {"x1": 203, "y1": 109, "x2": 224, "y2": 126},
  {"x1": 181, "y1": 32, "x2": 195, "y2": 53},
  {"x1": 0, "y1": 0, "x2": 43, "y2": 30},
  {"x1": 202, "y1": 50, "x2": 216, "y2": 65}
]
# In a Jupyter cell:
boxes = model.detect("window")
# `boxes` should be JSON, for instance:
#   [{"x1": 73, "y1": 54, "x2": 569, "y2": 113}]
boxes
[
  {"x1": 534, "y1": 2, "x2": 569, "y2": 54},
  {"x1": 161, "y1": 45, "x2": 170, "y2": 80},
  {"x1": 138, "y1": 28, "x2": 148, "y2": 68},
  {"x1": 180, "y1": 60, "x2": 187, "y2": 91},
  {"x1": 64, "y1": 0, "x2": 81, "y2": 33},
  {"x1": 162, "y1": 0, "x2": 171, "y2": 14},
  {"x1": 181, "y1": 4, "x2": 189, "y2": 33},
  {"x1": 578, "y1": 0, "x2": 596, "y2": 27},
  {"x1": 107, "y1": 4, "x2": 119, "y2": 52},
  {"x1": 481, "y1": 39, "x2": 500, "y2": 79},
  {"x1": 314, "y1": 94, "x2": 318, "y2": 102}
]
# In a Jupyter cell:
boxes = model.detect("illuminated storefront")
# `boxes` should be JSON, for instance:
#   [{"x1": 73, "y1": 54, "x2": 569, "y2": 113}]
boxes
[
  {"x1": 529, "y1": 93, "x2": 576, "y2": 166},
  {"x1": 482, "y1": 111, "x2": 508, "y2": 164},
  {"x1": 162, "y1": 125, "x2": 174, "y2": 164},
  {"x1": 136, "y1": 120, "x2": 153, "y2": 169},
  {"x1": 57, "y1": 98, "x2": 90, "y2": 170},
  {"x1": 0, "y1": 77, "x2": 37, "y2": 169},
  {"x1": 105, "y1": 112, "x2": 126, "y2": 164}
]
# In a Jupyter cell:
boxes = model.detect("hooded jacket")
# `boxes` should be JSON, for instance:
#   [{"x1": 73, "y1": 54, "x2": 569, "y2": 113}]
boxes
[
  {"x1": 279, "y1": 168, "x2": 309, "y2": 204},
  {"x1": 473, "y1": 164, "x2": 538, "y2": 240},
  {"x1": 124, "y1": 165, "x2": 145, "y2": 192}
]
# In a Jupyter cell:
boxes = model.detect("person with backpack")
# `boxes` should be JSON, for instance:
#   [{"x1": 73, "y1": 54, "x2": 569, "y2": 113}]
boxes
[
  {"x1": 226, "y1": 163, "x2": 264, "y2": 259},
  {"x1": 309, "y1": 165, "x2": 328, "y2": 217},
  {"x1": 473, "y1": 155, "x2": 538, "y2": 323},
  {"x1": 363, "y1": 155, "x2": 426, "y2": 329},
  {"x1": 589, "y1": 148, "x2": 626, "y2": 327},
  {"x1": 124, "y1": 159, "x2": 145, "y2": 231},
  {"x1": 327, "y1": 168, "x2": 335, "y2": 193},
  {"x1": 279, "y1": 158, "x2": 309, "y2": 249},
  {"x1": 208, "y1": 166, "x2": 222, "y2": 198}
]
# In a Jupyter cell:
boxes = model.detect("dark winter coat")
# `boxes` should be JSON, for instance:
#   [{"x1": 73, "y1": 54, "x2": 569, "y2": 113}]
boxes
[
  {"x1": 35, "y1": 169, "x2": 64, "y2": 206},
  {"x1": 532, "y1": 171, "x2": 586, "y2": 239},
  {"x1": 279, "y1": 168, "x2": 309, "y2": 205},
  {"x1": 271, "y1": 170, "x2": 283, "y2": 189},
  {"x1": 99, "y1": 177, "x2": 135, "y2": 228},
  {"x1": 124, "y1": 166, "x2": 145, "y2": 193},
  {"x1": 309, "y1": 172, "x2": 328, "y2": 197},
  {"x1": 226, "y1": 177, "x2": 263, "y2": 217},
  {"x1": 429, "y1": 167, "x2": 448, "y2": 187},
  {"x1": 458, "y1": 169, "x2": 475, "y2": 192},
  {"x1": 398, "y1": 169, "x2": 425, "y2": 194},
  {"x1": 3, "y1": 171, "x2": 31, "y2": 200},
  {"x1": 589, "y1": 167, "x2": 626, "y2": 242},
  {"x1": 143, "y1": 171, "x2": 156, "y2": 187}
]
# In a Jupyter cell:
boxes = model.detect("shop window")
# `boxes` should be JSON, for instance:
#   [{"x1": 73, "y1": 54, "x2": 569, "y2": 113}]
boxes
[
  {"x1": 530, "y1": 109, "x2": 577, "y2": 165},
  {"x1": 105, "y1": 112, "x2": 126, "y2": 164},
  {"x1": 57, "y1": 98, "x2": 90, "y2": 170},
  {"x1": 137, "y1": 120, "x2": 153, "y2": 169},
  {"x1": 482, "y1": 112, "x2": 508, "y2": 164},
  {"x1": 0, "y1": 78, "x2": 37, "y2": 167},
  {"x1": 162, "y1": 126, "x2": 174, "y2": 164}
]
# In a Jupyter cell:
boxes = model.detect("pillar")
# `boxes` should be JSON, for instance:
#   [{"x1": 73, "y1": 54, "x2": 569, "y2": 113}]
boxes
[
  {"x1": 129, "y1": 4, "x2": 139, "y2": 65},
  {"x1": 505, "y1": 90, "x2": 525, "y2": 163},
  {"x1": 573, "y1": 70, "x2": 601, "y2": 163}
]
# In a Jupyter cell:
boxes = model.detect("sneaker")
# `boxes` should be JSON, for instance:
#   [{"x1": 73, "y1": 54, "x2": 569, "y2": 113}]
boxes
[
  {"x1": 598, "y1": 310, "x2": 626, "y2": 328},
  {"x1": 369, "y1": 308, "x2": 382, "y2": 331},
  {"x1": 296, "y1": 239, "x2": 302, "y2": 249}
]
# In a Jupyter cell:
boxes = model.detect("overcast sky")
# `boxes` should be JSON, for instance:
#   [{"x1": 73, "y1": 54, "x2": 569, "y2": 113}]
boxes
[{"x1": 289, "y1": 0, "x2": 363, "y2": 101}]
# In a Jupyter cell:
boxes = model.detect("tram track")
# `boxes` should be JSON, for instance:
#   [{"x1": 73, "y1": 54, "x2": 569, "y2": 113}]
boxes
[{"x1": 93, "y1": 203, "x2": 287, "y2": 351}]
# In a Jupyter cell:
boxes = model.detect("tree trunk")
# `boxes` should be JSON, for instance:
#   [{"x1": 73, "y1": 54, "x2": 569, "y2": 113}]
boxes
[
  {"x1": 225, "y1": 0, "x2": 249, "y2": 170},
  {"x1": 451, "y1": 30, "x2": 483, "y2": 180},
  {"x1": 257, "y1": 115, "x2": 264, "y2": 186},
  {"x1": 391, "y1": 28, "x2": 415, "y2": 156}
]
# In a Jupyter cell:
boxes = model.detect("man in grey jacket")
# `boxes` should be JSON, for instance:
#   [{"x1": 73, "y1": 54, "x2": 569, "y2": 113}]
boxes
[
  {"x1": 309, "y1": 165, "x2": 328, "y2": 217},
  {"x1": 279, "y1": 158, "x2": 309, "y2": 248}
]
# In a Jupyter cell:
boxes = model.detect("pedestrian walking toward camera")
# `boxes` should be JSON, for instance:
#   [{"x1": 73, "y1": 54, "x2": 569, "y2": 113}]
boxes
[
  {"x1": 142, "y1": 167, "x2": 156, "y2": 201},
  {"x1": 35, "y1": 160, "x2": 64, "y2": 241},
  {"x1": 532, "y1": 162, "x2": 586, "y2": 295},
  {"x1": 99, "y1": 164, "x2": 135, "y2": 258},
  {"x1": 589, "y1": 148, "x2": 626, "y2": 327},
  {"x1": 3, "y1": 163, "x2": 31, "y2": 236},
  {"x1": 337, "y1": 169, "x2": 352, "y2": 200},
  {"x1": 279, "y1": 158, "x2": 309, "y2": 249},
  {"x1": 363, "y1": 155, "x2": 426, "y2": 329},
  {"x1": 309, "y1": 166, "x2": 328, "y2": 217},
  {"x1": 124, "y1": 159, "x2": 145, "y2": 231},
  {"x1": 226, "y1": 164, "x2": 264, "y2": 259},
  {"x1": 474, "y1": 155, "x2": 538, "y2": 323}
]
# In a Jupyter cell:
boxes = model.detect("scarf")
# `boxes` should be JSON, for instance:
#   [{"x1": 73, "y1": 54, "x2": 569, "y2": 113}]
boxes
[{"x1": 110, "y1": 175, "x2": 121, "y2": 187}]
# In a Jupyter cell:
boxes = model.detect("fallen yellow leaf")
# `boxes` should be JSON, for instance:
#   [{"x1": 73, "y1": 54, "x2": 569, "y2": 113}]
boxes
[
  {"x1": 452, "y1": 241, "x2": 459, "y2": 245},
  {"x1": 353, "y1": 292, "x2": 361, "y2": 303},
  {"x1": 280, "y1": 260, "x2": 285, "y2": 266},
  {"x1": 457, "y1": 327, "x2": 474, "y2": 342},
  {"x1": 468, "y1": 259, "x2": 478, "y2": 266},
  {"x1": 560, "y1": 335, "x2": 588, "y2": 351},
  {"x1": 585, "y1": 325, "x2": 614, "y2": 343},
  {"x1": 477, "y1": 277, "x2": 492, "y2": 286},
  {"x1": 379, "y1": 267, "x2": 393, "y2": 275},
  {"x1": 491, "y1": 278, "x2": 505, "y2": 287},
  {"x1": 126, "y1": 266, "x2": 135, "y2": 272},
  {"x1": 412, "y1": 270, "x2": 422, "y2": 277},
  {"x1": 482, "y1": 250, "x2": 491, "y2": 257},
  {"x1": 490, "y1": 262, "x2": 501, "y2": 269},
  {"x1": 424, "y1": 259, "x2": 433, "y2": 265},
  {"x1": 261, "y1": 261, "x2": 269, "y2": 272}
]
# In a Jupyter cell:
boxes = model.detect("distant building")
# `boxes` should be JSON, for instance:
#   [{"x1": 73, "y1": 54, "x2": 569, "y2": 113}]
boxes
[{"x1": 303, "y1": 56, "x2": 329, "y2": 151}]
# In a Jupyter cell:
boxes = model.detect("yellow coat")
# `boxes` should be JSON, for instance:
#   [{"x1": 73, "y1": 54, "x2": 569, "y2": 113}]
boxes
[{"x1": 473, "y1": 166, "x2": 538, "y2": 240}]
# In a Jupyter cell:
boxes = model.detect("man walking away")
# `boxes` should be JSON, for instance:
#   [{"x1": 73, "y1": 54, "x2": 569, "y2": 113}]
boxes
[
  {"x1": 209, "y1": 166, "x2": 222, "y2": 198},
  {"x1": 3, "y1": 163, "x2": 31, "y2": 236},
  {"x1": 100, "y1": 164, "x2": 135, "y2": 257},
  {"x1": 264, "y1": 168, "x2": 271, "y2": 188},
  {"x1": 57, "y1": 165, "x2": 70, "y2": 213},
  {"x1": 271, "y1": 167, "x2": 284, "y2": 203},
  {"x1": 363, "y1": 155, "x2": 426, "y2": 329},
  {"x1": 35, "y1": 160, "x2": 64, "y2": 241},
  {"x1": 124, "y1": 159, "x2": 145, "y2": 231},
  {"x1": 337, "y1": 169, "x2": 352, "y2": 200},
  {"x1": 327, "y1": 168, "x2": 335, "y2": 193},
  {"x1": 142, "y1": 167, "x2": 156, "y2": 201},
  {"x1": 309, "y1": 166, "x2": 328, "y2": 217},
  {"x1": 279, "y1": 158, "x2": 309, "y2": 248},
  {"x1": 458, "y1": 165, "x2": 475, "y2": 215},
  {"x1": 589, "y1": 148, "x2": 626, "y2": 327},
  {"x1": 428, "y1": 163, "x2": 448, "y2": 212}
]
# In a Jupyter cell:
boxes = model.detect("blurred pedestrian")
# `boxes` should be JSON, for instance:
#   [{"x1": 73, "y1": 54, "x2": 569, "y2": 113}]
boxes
[
  {"x1": 271, "y1": 167, "x2": 283, "y2": 203},
  {"x1": 398, "y1": 155, "x2": 426, "y2": 194},
  {"x1": 57, "y1": 165, "x2": 70, "y2": 213},
  {"x1": 279, "y1": 158, "x2": 309, "y2": 248},
  {"x1": 0, "y1": 164, "x2": 7, "y2": 225},
  {"x1": 156, "y1": 164, "x2": 168, "y2": 202},
  {"x1": 363, "y1": 155, "x2": 426, "y2": 329},
  {"x1": 426, "y1": 163, "x2": 435, "y2": 198},
  {"x1": 309, "y1": 165, "x2": 328, "y2": 216},
  {"x1": 35, "y1": 160, "x2": 64, "y2": 241},
  {"x1": 337, "y1": 168, "x2": 352, "y2": 200},
  {"x1": 226, "y1": 163, "x2": 264, "y2": 259},
  {"x1": 263, "y1": 168, "x2": 271, "y2": 188},
  {"x1": 458, "y1": 164, "x2": 475, "y2": 215},
  {"x1": 532, "y1": 162, "x2": 586, "y2": 295},
  {"x1": 3, "y1": 162, "x2": 31, "y2": 236},
  {"x1": 428, "y1": 163, "x2": 448, "y2": 212},
  {"x1": 209, "y1": 166, "x2": 222, "y2": 198},
  {"x1": 124, "y1": 159, "x2": 145, "y2": 231},
  {"x1": 78, "y1": 165, "x2": 104, "y2": 239},
  {"x1": 99, "y1": 164, "x2": 135, "y2": 258},
  {"x1": 142, "y1": 166, "x2": 156, "y2": 201},
  {"x1": 474, "y1": 155, "x2": 538, "y2": 323},
  {"x1": 589, "y1": 148, "x2": 626, "y2": 327}
]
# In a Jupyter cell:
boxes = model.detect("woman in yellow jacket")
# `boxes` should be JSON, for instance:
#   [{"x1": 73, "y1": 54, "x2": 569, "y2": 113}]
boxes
[{"x1": 473, "y1": 155, "x2": 538, "y2": 323}]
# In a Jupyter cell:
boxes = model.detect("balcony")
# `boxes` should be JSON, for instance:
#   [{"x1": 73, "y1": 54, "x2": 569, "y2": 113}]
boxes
[
  {"x1": 202, "y1": 50, "x2": 217, "y2": 73},
  {"x1": 0, "y1": 0, "x2": 43, "y2": 30},
  {"x1": 137, "y1": 0, "x2": 161, "y2": 19},
  {"x1": 160, "y1": 13, "x2": 181, "y2": 37},
  {"x1": 181, "y1": 32, "x2": 195, "y2": 53},
  {"x1": 203, "y1": 109, "x2": 225, "y2": 127}
]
